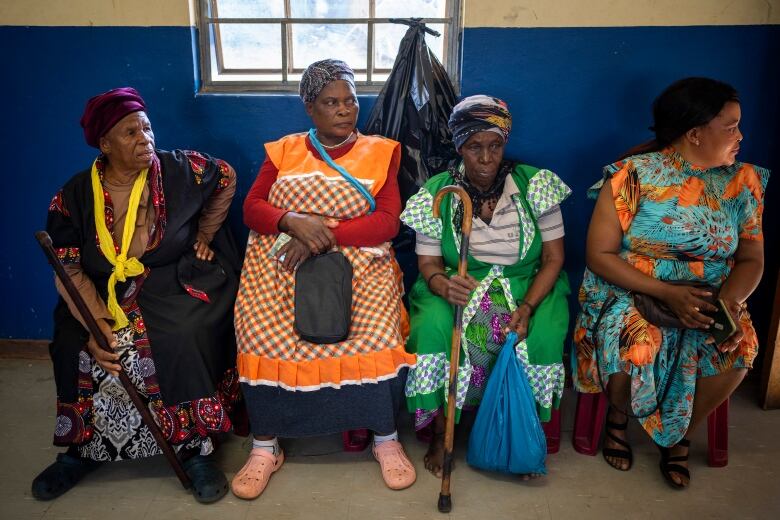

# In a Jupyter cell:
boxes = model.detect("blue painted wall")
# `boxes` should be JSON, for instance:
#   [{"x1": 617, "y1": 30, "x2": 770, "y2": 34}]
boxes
[
  {"x1": 461, "y1": 26, "x2": 780, "y2": 346},
  {"x1": 2, "y1": 25, "x2": 778, "y2": 342}
]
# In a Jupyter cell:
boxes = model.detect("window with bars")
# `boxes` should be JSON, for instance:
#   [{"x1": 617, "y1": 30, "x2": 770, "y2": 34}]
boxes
[{"x1": 196, "y1": 0, "x2": 462, "y2": 93}]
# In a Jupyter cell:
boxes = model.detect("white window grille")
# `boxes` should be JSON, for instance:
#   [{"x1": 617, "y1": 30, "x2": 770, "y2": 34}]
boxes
[{"x1": 197, "y1": 0, "x2": 462, "y2": 93}]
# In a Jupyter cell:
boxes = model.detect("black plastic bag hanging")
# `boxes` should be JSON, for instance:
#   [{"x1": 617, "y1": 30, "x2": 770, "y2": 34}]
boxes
[
  {"x1": 363, "y1": 19, "x2": 459, "y2": 205},
  {"x1": 364, "y1": 18, "x2": 459, "y2": 294}
]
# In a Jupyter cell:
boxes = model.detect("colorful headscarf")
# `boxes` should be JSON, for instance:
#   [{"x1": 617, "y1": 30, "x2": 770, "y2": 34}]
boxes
[
  {"x1": 448, "y1": 95, "x2": 512, "y2": 150},
  {"x1": 80, "y1": 87, "x2": 146, "y2": 148},
  {"x1": 299, "y1": 59, "x2": 355, "y2": 103}
]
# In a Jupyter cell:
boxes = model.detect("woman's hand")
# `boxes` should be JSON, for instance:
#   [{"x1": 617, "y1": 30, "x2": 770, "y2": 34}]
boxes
[
  {"x1": 87, "y1": 319, "x2": 120, "y2": 376},
  {"x1": 193, "y1": 240, "x2": 215, "y2": 261},
  {"x1": 711, "y1": 299, "x2": 745, "y2": 353},
  {"x1": 506, "y1": 304, "x2": 532, "y2": 341},
  {"x1": 275, "y1": 237, "x2": 312, "y2": 272},
  {"x1": 660, "y1": 284, "x2": 718, "y2": 329},
  {"x1": 508, "y1": 238, "x2": 563, "y2": 342},
  {"x1": 279, "y1": 212, "x2": 338, "y2": 254},
  {"x1": 432, "y1": 274, "x2": 478, "y2": 307},
  {"x1": 713, "y1": 240, "x2": 763, "y2": 352}
]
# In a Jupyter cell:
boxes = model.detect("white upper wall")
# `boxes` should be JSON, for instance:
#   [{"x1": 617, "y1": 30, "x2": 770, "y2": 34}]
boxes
[
  {"x1": 465, "y1": 0, "x2": 780, "y2": 27},
  {"x1": 1, "y1": 0, "x2": 778, "y2": 27},
  {"x1": 0, "y1": 0, "x2": 194, "y2": 26}
]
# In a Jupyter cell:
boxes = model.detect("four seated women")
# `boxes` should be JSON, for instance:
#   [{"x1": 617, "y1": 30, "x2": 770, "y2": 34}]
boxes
[{"x1": 33, "y1": 73, "x2": 767, "y2": 503}]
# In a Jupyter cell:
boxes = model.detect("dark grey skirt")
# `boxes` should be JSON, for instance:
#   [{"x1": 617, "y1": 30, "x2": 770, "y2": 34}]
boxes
[{"x1": 243, "y1": 368, "x2": 408, "y2": 437}]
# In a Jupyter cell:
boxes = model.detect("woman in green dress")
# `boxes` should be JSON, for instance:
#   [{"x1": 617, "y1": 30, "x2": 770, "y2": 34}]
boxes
[{"x1": 401, "y1": 95, "x2": 572, "y2": 476}]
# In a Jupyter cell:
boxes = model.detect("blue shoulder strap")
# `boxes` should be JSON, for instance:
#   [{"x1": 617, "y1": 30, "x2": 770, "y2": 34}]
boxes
[{"x1": 308, "y1": 128, "x2": 376, "y2": 213}]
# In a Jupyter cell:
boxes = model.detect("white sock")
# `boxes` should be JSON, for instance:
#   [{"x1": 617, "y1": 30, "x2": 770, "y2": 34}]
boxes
[
  {"x1": 252, "y1": 437, "x2": 280, "y2": 456},
  {"x1": 373, "y1": 431, "x2": 399, "y2": 445}
]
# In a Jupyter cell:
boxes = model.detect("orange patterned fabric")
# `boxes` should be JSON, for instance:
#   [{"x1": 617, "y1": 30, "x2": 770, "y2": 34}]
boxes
[
  {"x1": 264, "y1": 132, "x2": 397, "y2": 197},
  {"x1": 723, "y1": 163, "x2": 766, "y2": 240},
  {"x1": 609, "y1": 163, "x2": 640, "y2": 232},
  {"x1": 235, "y1": 135, "x2": 414, "y2": 390},
  {"x1": 677, "y1": 176, "x2": 705, "y2": 207}
]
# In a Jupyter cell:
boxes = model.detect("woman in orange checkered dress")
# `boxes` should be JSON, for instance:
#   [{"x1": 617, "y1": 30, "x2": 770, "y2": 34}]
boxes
[{"x1": 231, "y1": 60, "x2": 417, "y2": 500}]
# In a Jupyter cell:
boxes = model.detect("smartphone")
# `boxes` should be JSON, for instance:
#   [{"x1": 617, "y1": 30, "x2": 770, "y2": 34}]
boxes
[{"x1": 708, "y1": 298, "x2": 738, "y2": 346}]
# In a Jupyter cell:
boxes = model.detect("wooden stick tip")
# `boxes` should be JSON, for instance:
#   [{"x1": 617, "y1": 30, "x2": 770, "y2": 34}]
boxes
[{"x1": 437, "y1": 493, "x2": 452, "y2": 513}]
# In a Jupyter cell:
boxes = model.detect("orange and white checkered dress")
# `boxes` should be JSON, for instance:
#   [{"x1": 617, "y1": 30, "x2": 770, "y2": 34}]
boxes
[{"x1": 235, "y1": 133, "x2": 415, "y2": 392}]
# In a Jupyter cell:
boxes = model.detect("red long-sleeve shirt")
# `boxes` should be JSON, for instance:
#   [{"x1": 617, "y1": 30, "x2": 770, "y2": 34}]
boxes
[{"x1": 243, "y1": 136, "x2": 401, "y2": 247}]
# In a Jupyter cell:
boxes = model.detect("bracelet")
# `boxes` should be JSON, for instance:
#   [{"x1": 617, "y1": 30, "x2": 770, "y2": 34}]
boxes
[
  {"x1": 426, "y1": 272, "x2": 448, "y2": 290},
  {"x1": 518, "y1": 299, "x2": 536, "y2": 314}
]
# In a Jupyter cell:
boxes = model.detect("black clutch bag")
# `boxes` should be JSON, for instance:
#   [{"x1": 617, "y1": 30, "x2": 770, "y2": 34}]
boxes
[
  {"x1": 632, "y1": 281, "x2": 718, "y2": 329},
  {"x1": 294, "y1": 251, "x2": 353, "y2": 344}
]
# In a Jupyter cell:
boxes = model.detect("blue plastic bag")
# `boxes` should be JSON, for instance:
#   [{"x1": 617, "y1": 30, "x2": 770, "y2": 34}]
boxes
[{"x1": 466, "y1": 332, "x2": 547, "y2": 474}]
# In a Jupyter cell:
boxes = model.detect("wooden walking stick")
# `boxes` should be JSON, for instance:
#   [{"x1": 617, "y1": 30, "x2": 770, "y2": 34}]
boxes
[
  {"x1": 431, "y1": 186, "x2": 473, "y2": 513},
  {"x1": 35, "y1": 231, "x2": 192, "y2": 489}
]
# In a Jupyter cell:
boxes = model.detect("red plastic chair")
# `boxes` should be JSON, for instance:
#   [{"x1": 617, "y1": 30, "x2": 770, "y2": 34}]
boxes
[
  {"x1": 342, "y1": 429, "x2": 371, "y2": 451},
  {"x1": 543, "y1": 408, "x2": 561, "y2": 454},
  {"x1": 572, "y1": 392, "x2": 729, "y2": 467},
  {"x1": 707, "y1": 398, "x2": 729, "y2": 467}
]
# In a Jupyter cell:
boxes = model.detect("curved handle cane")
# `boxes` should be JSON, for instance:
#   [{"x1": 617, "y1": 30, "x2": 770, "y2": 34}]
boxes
[{"x1": 431, "y1": 186, "x2": 472, "y2": 513}]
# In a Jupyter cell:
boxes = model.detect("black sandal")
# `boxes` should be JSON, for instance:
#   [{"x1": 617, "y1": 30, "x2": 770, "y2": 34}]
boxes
[
  {"x1": 658, "y1": 438, "x2": 690, "y2": 490},
  {"x1": 602, "y1": 412, "x2": 633, "y2": 471}
]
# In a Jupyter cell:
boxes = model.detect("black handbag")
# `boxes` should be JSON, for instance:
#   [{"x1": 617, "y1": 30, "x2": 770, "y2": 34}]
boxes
[
  {"x1": 633, "y1": 281, "x2": 718, "y2": 328},
  {"x1": 294, "y1": 251, "x2": 353, "y2": 344}
]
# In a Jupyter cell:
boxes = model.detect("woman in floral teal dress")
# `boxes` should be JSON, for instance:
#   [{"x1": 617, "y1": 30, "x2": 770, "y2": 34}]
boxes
[
  {"x1": 573, "y1": 78, "x2": 769, "y2": 489},
  {"x1": 402, "y1": 95, "x2": 572, "y2": 476}
]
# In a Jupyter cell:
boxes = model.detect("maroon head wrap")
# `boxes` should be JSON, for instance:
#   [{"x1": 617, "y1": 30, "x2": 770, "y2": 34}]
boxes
[{"x1": 80, "y1": 87, "x2": 146, "y2": 148}]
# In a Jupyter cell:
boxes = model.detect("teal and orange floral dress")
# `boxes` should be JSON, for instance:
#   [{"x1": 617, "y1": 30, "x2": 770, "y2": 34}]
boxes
[{"x1": 572, "y1": 147, "x2": 769, "y2": 447}]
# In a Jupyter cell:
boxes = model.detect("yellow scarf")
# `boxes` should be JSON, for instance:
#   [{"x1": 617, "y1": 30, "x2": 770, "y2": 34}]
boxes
[{"x1": 91, "y1": 160, "x2": 148, "y2": 330}]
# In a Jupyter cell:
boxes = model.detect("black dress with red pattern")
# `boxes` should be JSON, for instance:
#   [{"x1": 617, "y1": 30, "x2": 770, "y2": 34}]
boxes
[{"x1": 46, "y1": 149, "x2": 241, "y2": 461}]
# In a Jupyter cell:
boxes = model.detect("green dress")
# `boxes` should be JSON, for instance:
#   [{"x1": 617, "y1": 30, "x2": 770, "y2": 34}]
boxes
[{"x1": 401, "y1": 163, "x2": 572, "y2": 429}]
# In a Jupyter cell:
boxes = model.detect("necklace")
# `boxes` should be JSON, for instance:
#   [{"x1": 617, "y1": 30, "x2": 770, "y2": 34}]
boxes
[
  {"x1": 451, "y1": 160, "x2": 512, "y2": 229},
  {"x1": 317, "y1": 131, "x2": 355, "y2": 149}
]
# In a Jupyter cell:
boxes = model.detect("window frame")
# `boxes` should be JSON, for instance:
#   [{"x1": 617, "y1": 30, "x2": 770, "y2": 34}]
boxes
[{"x1": 196, "y1": 0, "x2": 463, "y2": 94}]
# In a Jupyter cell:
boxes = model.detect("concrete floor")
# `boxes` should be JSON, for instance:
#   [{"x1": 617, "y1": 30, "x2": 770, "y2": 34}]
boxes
[{"x1": 2, "y1": 358, "x2": 779, "y2": 520}]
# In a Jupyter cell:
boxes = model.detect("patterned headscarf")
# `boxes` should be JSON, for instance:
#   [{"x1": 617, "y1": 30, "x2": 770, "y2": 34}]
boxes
[
  {"x1": 448, "y1": 95, "x2": 512, "y2": 150},
  {"x1": 80, "y1": 87, "x2": 146, "y2": 148},
  {"x1": 299, "y1": 59, "x2": 355, "y2": 103}
]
